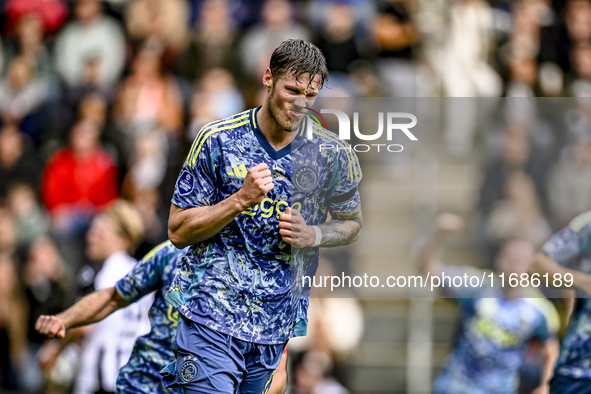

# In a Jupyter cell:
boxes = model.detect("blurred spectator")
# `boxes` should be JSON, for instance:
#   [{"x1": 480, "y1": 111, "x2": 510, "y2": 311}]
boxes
[
  {"x1": 0, "y1": 124, "x2": 41, "y2": 198},
  {"x1": 478, "y1": 121, "x2": 548, "y2": 217},
  {"x1": 79, "y1": 92, "x2": 108, "y2": 127},
  {"x1": 315, "y1": 3, "x2": 363, "y2": 75},
  {"x1": 565, "y1": 0, "x2": 591, "y2": 47},
  {"x1": 564, "y1": 96, "x2": 591, "y2": 150},
  {"x1": 347, "y1": 60, "x2": 383, "y2": 97},
  {"x1": 41, "y1": 119, "x2": 119, "y2": 238},
  {"x1": 505, "y1": 47, "x2": 539, "y2": 97},
  {"x1": 434, "y1": 0, "x2": 503, "y2": 154},
  {"x1": 54, "y1": 0, "x2": 125, "y2": 90},
  {"x1": 485, "y1": 171, "x2": 552, "y2": 249},
  {"x1": 20, "y1": 235, "x2": 74, "y2": 391},
  {"x1": 113, "y1": 40, "x2": 183, "y2": 143},
  {"x1": 0, "y1": 56, "x2": 49, "y2": 142},
  {"x1": 0, "y1": 252, "x2": 27, "y2": 390},
  {"x1": 0, "y1": 206, "x2": 17, "y2": 256},
  {"x1": 6, "y1": 183, "x2": 50, "y2": 254},
  {"x1": 540, "y1": 0, "x2": 591, "y2": 72},
  {"x1": 240, "y1": 0, "x2": 311, "y2": 80},
  {"x1": 372, "y1": 0, "x2": 420, "y2": 97},
  {"x1": 120, "y1": 129, "x2": 170, "y2": 249},
  {"x1": 568, "y1": 44, "x2": 591, "y2": 95},
  {"x1": 3, "y1": 14, "x2": 53, "y2": 78},
  {"x1": 188, "y1": 67, "x2": 244, "y2": 140},
  {"x1": 485, "y1": 105, "x2": 557, "y2": 165},
  {"x1": 121, "y1": 129, "x2": 167, "y2": 194},
  {"x1": 176, "y1": 0, "x2": 239, "y2": 81},
  {"x1": 125, "y1": 0, "x2": 190, "y2": 57},
  {"x1": 433, "y1": 0, "x2": 502, "y2": 97},
  {"x1": 4, "y1": 0, "x2": 68, "y2": 35},
  {"x1": 548, "y1": 137, "x2": 591, "y2": 227}
]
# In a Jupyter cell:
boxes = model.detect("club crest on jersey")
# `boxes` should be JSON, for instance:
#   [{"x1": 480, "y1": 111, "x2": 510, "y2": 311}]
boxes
[
  {"x1": 294, "y1": 166, "x2": 318, "y2": 191},
  {"x1": 177, "y1": 171, "x2": 194, "y2": 196},
  {"x1": 181, "y1": 359, "x2": 198, "y2": 382}
]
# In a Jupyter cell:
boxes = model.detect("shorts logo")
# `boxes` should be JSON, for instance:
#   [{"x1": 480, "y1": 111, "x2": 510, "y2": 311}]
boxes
[
  {"x1": 177, "y1": 171, "x2": 194, "y2": 196},
  {"x1": 294, "y1": 166, "x2": 317, "y2": 191},
  {"x1": 181, "y1": 360, "x2": 198, "y2": 382}
]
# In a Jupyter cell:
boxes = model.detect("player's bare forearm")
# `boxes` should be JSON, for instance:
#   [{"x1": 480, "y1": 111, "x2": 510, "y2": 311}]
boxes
[
  {"x1": 169, "y1": 163, "x2": 273, "y2": 248},
  {"x1": 529, "y1": 252, "x2": 591, "y2": 292},
  {"x1": 418, "y1": 213, "x2": 464, "y2": 276},
  {"x1": 35, "y1": 287, "x2": 129, "y2": 339},
  {"x1": 543, "y1": 338, "x2": 559, "y2": 384},
  {"x1": 168, "y1": 197, "x2": 247, "y2": 248},
  {"x1": 317, "y1": 206, "x2": 362, "y2": 247},
  {"x1": 417, "y1": 232, "x2": 448, "y2": 276},
  {"x1": 533, "y1": 338, "x2": 559, "y2": 394}
]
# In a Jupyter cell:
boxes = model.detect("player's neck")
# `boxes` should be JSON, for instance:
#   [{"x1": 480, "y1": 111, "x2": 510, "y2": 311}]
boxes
[{"x1": 257, "y1": 106, "x2": 295, "y2": 151}]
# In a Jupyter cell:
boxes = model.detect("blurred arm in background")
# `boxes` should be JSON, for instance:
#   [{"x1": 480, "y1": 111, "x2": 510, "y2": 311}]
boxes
[
  {"x1": 418, "y1": 212, "x2": 465, "y2": 276},
  {"x1": 35, "y1": 286, "x2": 129, "y2": 339},
  {"x1": 533, "y1": 337, "x2": 560, "y2": 394}
]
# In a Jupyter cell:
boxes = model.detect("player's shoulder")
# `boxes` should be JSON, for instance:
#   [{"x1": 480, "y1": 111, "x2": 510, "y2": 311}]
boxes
[
  {"x1": 140, "y1": 241, "x2": 185, "y2": 267},
  {"x1": 568, "y1": 210, "x2": 591, "y2": 233},
  {"x1": 193, "y1": 110, "x2": 253, "y2": 143},
  {"x1": 522, "y1": 296, "x2": 560, "y2": 334}
]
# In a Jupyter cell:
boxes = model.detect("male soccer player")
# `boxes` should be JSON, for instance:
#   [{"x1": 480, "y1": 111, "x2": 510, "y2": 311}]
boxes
[
  {"x1": 36, "y1": 241, "x2": 186, "y2": 393},
  {"x1": 163, "y1": 39, "x2": 362, "y2": 393},
  {"x1": 36, "y1": 241, "x2": 289, "y2": 394},
  {"x1": 419, "y1": 213, "x2": 559, "y2": 394},
  {"x1": 530, "y1": 210, "x2": 591, "y2": 393}
]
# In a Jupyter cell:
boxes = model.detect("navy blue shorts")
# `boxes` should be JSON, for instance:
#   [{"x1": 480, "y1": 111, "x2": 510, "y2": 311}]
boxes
[
  {"x1": 550, "y1": 374, "x2": 591, "y2": 394},
  {"x1": 160, "y1": 316, "x2": 285, "y2": 394}
]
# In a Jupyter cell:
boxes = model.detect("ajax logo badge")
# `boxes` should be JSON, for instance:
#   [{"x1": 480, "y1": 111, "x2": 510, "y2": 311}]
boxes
[
  {"x1": 294, "y1": 166, "x2": 318, "y2": 191},
  {"x1": 181, "y1": 359, "x2": 198, "y2": 382}
]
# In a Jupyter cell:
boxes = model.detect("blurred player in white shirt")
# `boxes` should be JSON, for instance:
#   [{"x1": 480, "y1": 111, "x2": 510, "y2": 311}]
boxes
[{"x1": 74, "y1": 199, "x2": 152, "y2": 394}]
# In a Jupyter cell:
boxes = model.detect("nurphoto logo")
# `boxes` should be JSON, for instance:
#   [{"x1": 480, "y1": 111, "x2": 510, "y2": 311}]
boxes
[{"x1": 304, "y1": 107, "x2": 418, "y2": 153}]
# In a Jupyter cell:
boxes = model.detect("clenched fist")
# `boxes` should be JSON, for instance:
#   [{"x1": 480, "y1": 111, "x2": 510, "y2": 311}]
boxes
[
  {"x1": 278, "y1": 207, "x2": 316, "y2": 248},
  {"x1": 236, "y1": 163, "x2": 274, "y2": 208},
  {"x1": 35, "y1": 315, "x2": 66, "y2": 339}
]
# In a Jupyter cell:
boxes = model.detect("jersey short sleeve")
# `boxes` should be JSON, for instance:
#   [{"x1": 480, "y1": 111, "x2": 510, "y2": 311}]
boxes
[
  {"x1": 542, "y1": 211, "x2": 591, "y2": 266},
  {"x1": 115, "y1": 241, "x2": 170, "y2": 303},
  {"x1": 327, "y1": 146, "x2": 362, "y2": 214},
  {"x1": 172, "y1": 127, "x2": 218, "y2": 209},
  {"x1": 528, "y1": 298, "x2": 560, "y2": 342}
]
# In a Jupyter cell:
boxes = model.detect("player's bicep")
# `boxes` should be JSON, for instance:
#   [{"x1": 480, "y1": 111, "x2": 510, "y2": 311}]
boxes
[
  {"x1": 172, "y1": 134, "x2": 218, "y2": 209},
  {"x1": 327, "y1": 147, "x2": 362, "y2": 213}
]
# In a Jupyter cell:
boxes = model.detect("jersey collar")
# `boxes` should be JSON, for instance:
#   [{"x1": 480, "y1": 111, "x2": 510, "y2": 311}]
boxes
[{"x1": 250, "y1": 106, "x2": 306, "y2": 160}]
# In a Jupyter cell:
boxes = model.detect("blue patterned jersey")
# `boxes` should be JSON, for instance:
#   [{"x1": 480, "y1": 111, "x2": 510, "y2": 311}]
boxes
[
  {"x1": 165, "y1": 107, "x2": 362, "y2": 344},
  {"x1": 543, "y1": 210, "x2": 591, "y2": 380},
  {"x1": 114, "y1": 241, "x2": 187, "y2": 394},
  {"x1": 433, "y1": 266, "x2": 559, "y2": 394}
]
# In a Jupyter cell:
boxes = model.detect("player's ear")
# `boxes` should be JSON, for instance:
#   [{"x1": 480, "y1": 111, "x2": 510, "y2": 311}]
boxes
[{"x1": 263, "y1": 68, "x2": 273, "y2": 91}]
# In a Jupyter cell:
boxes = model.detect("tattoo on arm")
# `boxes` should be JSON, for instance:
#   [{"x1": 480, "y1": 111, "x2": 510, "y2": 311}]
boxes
[{"x1": 317, "y1": 206, "x2": 362, "y2": 247}]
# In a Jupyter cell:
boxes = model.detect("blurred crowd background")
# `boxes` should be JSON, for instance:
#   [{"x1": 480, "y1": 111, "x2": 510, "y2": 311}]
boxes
[{"x1": 1, "y1": 0, "x2": 591, "y2": 392}]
